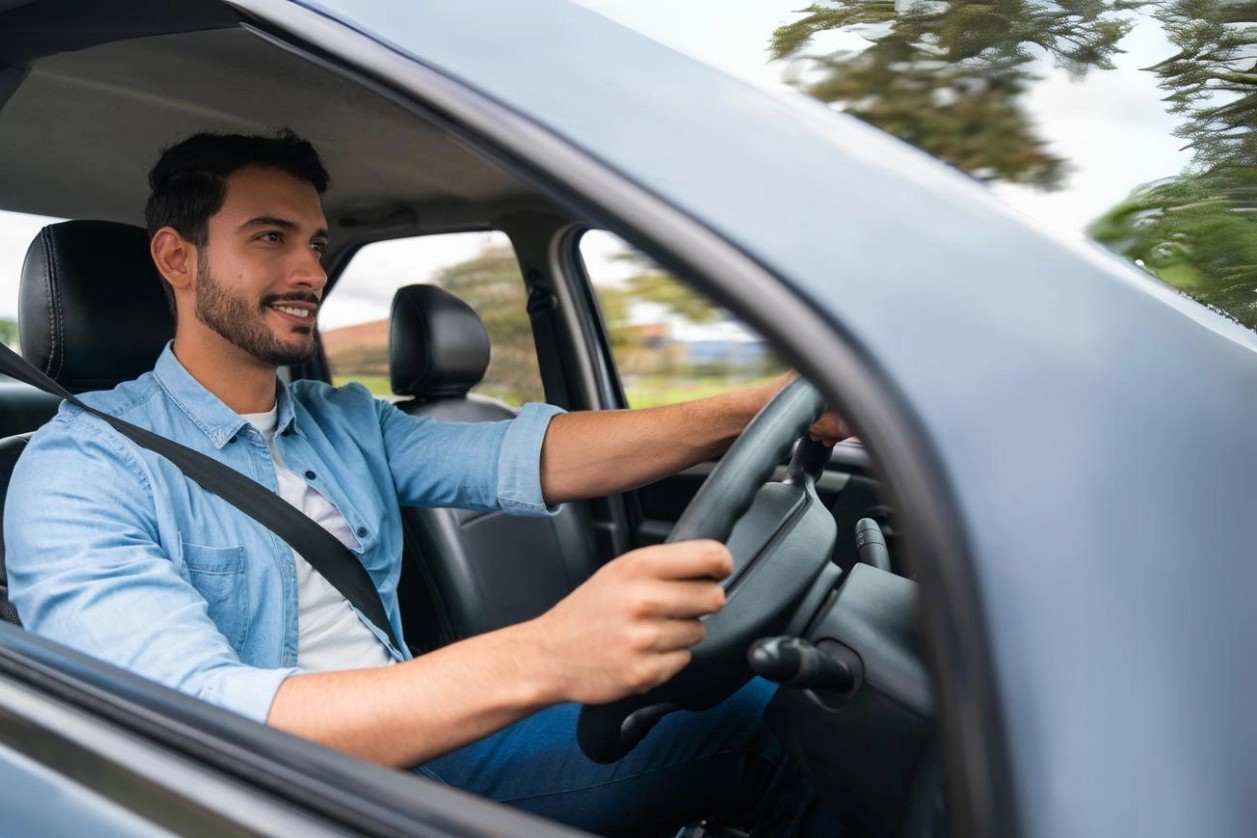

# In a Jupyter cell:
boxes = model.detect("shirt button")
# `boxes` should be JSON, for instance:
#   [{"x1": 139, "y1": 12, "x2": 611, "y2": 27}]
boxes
[
  {"x1": 304, "y1": 470, "x2": 317, "y2": 480},
  {"x1": 356, "y1": 526, "x2": 368, "y2": 538}
]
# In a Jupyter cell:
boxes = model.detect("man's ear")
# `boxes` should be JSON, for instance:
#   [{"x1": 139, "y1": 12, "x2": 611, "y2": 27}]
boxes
[{"x1": 150, "y1": 226, "x2": 196, "y2": 293}]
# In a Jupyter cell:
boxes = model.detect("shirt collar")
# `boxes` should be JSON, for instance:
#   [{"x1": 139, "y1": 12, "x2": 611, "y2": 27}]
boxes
[{"x1": 152, "y1": 343, "x2": 298, "y2": 449}]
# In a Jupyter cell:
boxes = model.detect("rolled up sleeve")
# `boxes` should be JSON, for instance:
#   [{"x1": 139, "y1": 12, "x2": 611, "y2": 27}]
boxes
[
  {"x1": 377, "y1": 398, "x2": 565, "y2": 516},
  {"x1": 4, "y1": 415, "x2": 296, "y2": 723},
  {"x1": 495, "y1": 402, "x2": 565, "y2": 516}
]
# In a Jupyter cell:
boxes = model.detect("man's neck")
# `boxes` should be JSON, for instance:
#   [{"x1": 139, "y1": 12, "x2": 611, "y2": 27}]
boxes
[{"x1": 171, "y1": 332, "x2": 279, "y2": 415}]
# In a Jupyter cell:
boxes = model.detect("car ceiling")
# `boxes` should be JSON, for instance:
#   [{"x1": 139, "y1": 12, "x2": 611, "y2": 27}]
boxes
[{"x1": 0, "y1": 17, "x2": 550, "y2": 243}]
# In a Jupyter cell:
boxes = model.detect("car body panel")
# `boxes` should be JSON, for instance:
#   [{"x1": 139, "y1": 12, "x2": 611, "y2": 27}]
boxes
[{"x1": 278, "y1": 2, "x2": 1256, "y2": 836}]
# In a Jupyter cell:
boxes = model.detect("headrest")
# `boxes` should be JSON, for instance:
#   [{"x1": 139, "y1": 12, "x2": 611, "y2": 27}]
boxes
[
  {"x1": 20, "y1": 220, "x2": 174, "y2": 393},
  {"x1": 389, "y1": 285, "x2": 490, "y2": 400}
]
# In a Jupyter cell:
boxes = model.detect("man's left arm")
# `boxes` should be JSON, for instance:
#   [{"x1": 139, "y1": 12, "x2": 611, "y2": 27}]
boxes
[{"x1": 540, "y1": 374, "x2": 850, "y2": 506}]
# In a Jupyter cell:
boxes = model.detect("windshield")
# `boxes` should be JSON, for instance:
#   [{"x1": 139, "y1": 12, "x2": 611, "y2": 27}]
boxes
[{"x1": 580, "y1": 0, "x2": 1257, "y2": 334}]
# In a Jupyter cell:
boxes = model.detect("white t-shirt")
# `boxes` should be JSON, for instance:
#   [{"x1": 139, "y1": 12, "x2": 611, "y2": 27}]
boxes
[{"x1": 242, "y1": 406, "x2": 395, "y2": 671}]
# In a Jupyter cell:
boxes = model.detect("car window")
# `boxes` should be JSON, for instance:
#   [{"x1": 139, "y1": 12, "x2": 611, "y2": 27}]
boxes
[
  {"x1": 582, "y1": 1, "x2": 1257, "y2": 335},
  {"x1": 580, "y1": 230, "x2": 786, "y2": 408},
  {"x1": 320, "y1": 232, "x2": 544, "y2": 406}
]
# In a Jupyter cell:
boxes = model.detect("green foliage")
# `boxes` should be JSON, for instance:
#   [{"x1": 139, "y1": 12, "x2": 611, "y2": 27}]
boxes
[
  {"x1": 625, "y1": 272, "x2": 722, "y2": 324},
  {"x1": 609, "y1": 248, "x2": 722, "y2": 324},
  {"x1": 0, "y1": 318, "x2": 17, "y2": 347},
  {"x1": 1090, "y1": 3, "x2": 1257, "y2": 331},
  {"x1": 433, "y1": 245, "x2": 546, "y2": 405},
  {"x1": 1091, "y1": 169, "x2": 1257, "y2": 329},
  {"x1": 1149, "y1": 0, "x2": 1257, "y2": 171},
  {"x1": 771, "y1": 0, "x2": 1138, "y2": 188}
]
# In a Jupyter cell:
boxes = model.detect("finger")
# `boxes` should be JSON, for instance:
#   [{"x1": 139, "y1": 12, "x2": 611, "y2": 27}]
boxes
[
  {"x1": 646, "y1": 617, "x2": 707, "y2": 652},
  {"x1": 632, "y1": 540, "x2": 733, "y2": 581},
  {"x1": 810, "y1": 415, "x2": 851, "y2": 440},
  {"x1": 630, "y1": 579, "x2": 726, "y2": 619}
]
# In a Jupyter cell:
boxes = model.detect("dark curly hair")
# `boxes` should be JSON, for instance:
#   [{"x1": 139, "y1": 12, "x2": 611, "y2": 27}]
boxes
[{"x1": 145, "y1": 129, "x2": 329, "y2": 244}]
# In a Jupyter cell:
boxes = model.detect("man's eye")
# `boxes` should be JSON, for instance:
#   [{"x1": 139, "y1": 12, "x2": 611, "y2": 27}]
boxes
[
  {"x1": 257, "y1": 231, "x2": 282, "y2": 243},
  {"x1": 312, "y1": 240, "x2": 328, "y2": 256}
]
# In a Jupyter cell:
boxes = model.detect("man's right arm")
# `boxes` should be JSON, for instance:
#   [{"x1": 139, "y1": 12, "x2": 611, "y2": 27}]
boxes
[{"x1": 267, "y1": 540, "x2": 731, "y2": 767}]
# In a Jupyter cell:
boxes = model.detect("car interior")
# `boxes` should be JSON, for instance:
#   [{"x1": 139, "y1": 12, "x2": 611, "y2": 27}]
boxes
[{"x1": 0, "y1": 2, "x2": 942, "y2": 835}]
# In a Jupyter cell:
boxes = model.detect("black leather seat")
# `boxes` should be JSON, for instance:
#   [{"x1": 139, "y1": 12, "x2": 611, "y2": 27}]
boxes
[
  {"x1": 0, "y1": 220, "x2": 176, "y2": 625},
  {"x1": 388, "y1": 284, "x2": 600, "y2": 648}
]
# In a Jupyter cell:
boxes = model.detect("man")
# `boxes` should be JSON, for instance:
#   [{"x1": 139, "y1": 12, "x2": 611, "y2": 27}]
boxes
[{"x1": 5, "y1": 131, "x2": 846, "y2": 834}]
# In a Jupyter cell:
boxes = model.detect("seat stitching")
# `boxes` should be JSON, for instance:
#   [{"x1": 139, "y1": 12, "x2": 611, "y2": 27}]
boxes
[
  {"x1": 39, "y1": 228, "x2": 56, "y2": 377},
  {"x1": 50, "y1": 232, "x2": 65, "y2": 380}
]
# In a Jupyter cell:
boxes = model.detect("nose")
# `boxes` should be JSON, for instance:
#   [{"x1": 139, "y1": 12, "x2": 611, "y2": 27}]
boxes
[{"x1": 289, "y1": 245, "x2": 327, "y2": 291}]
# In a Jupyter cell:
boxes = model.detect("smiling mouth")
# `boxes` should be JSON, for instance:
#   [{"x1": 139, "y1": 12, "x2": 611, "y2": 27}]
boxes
[{"x1": 270, "y1": 303, "x2": 315, "y2": 320}]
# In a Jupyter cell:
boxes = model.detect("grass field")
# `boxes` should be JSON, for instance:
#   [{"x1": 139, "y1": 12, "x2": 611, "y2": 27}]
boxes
[
  {"x1": 335, "y1": 373, "x2": 776, "y2": 408},
  {"x1": 622, "y1": 375, "x2": 776, "y2": 408}
]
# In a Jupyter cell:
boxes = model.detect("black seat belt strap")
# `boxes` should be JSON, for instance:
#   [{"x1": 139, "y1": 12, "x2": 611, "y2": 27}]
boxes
[{"x1": 0, "y1": 343, "x2": 402, "y2": 653}]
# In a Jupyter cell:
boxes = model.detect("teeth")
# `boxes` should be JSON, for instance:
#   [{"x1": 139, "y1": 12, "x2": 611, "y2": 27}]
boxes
[{"x1": 274, "y1": 305, "x2": 312, "y2": 319}]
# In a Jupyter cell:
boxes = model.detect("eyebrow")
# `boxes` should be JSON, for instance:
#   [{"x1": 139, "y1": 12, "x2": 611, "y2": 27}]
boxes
[{"x1": 237, "y1": 215, "x2": 329, "y2": 240}]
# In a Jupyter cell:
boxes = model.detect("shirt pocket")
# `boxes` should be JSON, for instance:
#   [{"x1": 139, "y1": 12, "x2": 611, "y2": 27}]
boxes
[{"x1": 181, "y1": 542, "x2": 249, "y2": 651}]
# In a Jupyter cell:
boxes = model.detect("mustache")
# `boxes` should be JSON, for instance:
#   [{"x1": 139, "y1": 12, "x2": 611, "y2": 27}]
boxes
[{"x1": 261, "y1": 292, "x2": 321, "y2": 309}]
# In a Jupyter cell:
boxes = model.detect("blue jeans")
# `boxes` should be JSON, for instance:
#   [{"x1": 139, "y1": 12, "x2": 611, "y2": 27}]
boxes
[{"x1": 416, "y1": 679, "x2": 841, "y2": 836}]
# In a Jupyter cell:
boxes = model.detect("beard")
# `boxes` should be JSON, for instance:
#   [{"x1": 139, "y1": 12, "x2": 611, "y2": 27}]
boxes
[{"x1": 194, "y1": 253, "x2": 318, "y2": 367}]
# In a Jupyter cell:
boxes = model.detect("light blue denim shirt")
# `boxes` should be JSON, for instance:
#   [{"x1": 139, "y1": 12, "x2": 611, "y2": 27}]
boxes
[{"x1": 4, "y1": 345, "x2": 563, "y2": 722}]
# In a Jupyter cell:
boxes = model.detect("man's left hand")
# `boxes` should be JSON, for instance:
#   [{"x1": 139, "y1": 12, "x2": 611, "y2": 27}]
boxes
[
  {"x1": 808, "y1": 411, "x2": 852, "y2": 447},
  {"x1": 768, "y1": 372, "x2": 853, "y2": 448}
]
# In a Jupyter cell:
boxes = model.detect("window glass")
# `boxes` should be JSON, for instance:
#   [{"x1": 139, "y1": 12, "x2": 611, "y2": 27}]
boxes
[
  {"x1": 581, "y1": 230, "x2": 785, "y2": 408},
  {"x1": 320, "y1": 232, "x2": 544, "y2": 406}
]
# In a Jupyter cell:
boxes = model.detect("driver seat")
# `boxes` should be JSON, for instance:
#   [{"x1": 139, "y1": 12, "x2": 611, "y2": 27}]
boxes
[
  {"x1": 0, "y1": 220, "x2": 176, "y2": 625},
  {"x1": 387, "y1": 284, "x2": 600, "y2": 649}
]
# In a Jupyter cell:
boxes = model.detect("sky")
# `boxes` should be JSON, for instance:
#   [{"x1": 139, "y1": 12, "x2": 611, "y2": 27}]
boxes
[{"x1": 0, "y1": 1, "x2": 1193, "y2": 331}]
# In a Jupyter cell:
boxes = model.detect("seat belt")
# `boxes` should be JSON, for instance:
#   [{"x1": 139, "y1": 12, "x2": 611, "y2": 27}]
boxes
[{"x1": 0, "y1": 342, "x2": 402, "y2": 653}]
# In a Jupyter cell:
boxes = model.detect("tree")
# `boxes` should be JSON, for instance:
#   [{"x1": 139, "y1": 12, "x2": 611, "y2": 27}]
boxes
[
  {"x1": 771, "y1": 0, "x2": 1139, "y2": 188},
  {"x1": 1091, "y1": 170, "x2": 1257, "y2": 329},
  {"x1": 1148, "y1": 0, "x2": 1257, "y2": 172},
  {"x1": 0, "y1": 318, "x2": 17, "y2": 348},
  {"x1": 1090, "y1": 2, "x2": 1257, "y2": 330},
  {"x1": 433, "y1": 245, "x2": 545, "y2": 405},
  {"x1": 610, "y1": 249, "x2": 723, "y2": 324},
  {"x1": 602, "y1": 248, "x2": 784, "y2": 381}
]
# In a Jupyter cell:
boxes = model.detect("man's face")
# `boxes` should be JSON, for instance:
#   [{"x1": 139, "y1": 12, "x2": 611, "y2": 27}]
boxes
[{"x1": 192, "y1": 166, "x2": 329, "y2": 366}]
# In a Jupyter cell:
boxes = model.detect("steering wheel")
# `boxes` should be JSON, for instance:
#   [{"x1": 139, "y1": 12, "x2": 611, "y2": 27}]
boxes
[{"x1": 577, "y1": 377, "x2": 838, "y2": 763}]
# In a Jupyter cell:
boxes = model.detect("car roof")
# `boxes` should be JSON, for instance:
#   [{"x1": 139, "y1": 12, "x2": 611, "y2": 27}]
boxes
[{"x1": 0, "y1": 17, "x2": 552, "y2": 241}]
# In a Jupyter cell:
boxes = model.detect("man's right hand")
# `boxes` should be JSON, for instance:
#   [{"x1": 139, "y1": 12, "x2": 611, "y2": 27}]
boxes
[
  {"x1": 269, "y1": 539, "x2": 732, "y2": 767},
  {"x1": 525, "y1": 540, "x2": 733, "y2": 706}
]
